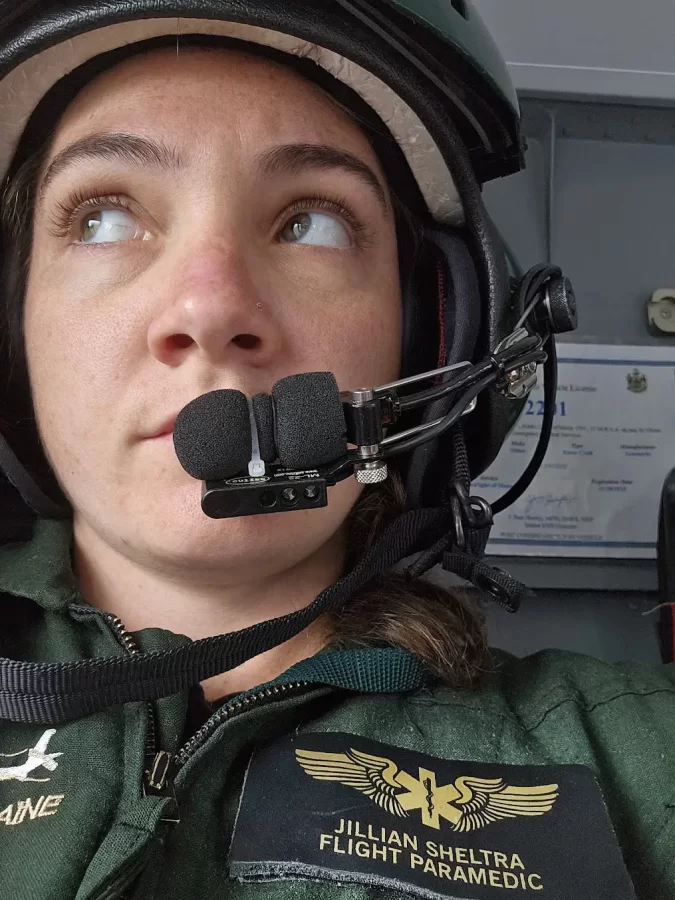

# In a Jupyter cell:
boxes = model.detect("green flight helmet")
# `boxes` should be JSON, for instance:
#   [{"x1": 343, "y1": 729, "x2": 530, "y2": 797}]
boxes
[{"x1": 0, "y1": 0, "x2": 527, "y2": 522}]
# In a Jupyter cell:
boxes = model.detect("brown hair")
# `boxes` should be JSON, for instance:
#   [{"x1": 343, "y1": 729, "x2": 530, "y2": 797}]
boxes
[
  {"x1": 334, "y1": 472, "x2": 487, "y2": 689},
  {"x1": 1, "y1": 148, "x2": 42, "y2": 369}
]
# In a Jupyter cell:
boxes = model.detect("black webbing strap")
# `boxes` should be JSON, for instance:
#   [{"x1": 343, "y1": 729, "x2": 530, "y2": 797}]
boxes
[
  {"x1": 442, "y1": 551, "x2": 532, "y2": 613},
  {"x1": 0, "y1": 506, "x2": 452, "y2": 725},
  {"x1": 406, "y1": 422, "x2": 530, "y2": 614},
  {"x1": 0, "y1": 432, "x2": 68, "y2": 520}
]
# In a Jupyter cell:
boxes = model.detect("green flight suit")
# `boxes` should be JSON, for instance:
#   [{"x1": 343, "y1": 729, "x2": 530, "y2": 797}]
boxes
[{"x1": 0, "y1": 520, "x2": 673, "y2": 900}]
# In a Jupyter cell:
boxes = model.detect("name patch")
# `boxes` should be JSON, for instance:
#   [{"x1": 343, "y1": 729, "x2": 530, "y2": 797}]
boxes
[{"x1": 229, "y1": 733, "x2": 636, "y2": 899}]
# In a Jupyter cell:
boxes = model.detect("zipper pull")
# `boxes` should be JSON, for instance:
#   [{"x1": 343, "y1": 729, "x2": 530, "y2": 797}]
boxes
[{"x1": 143, "y1": 751, "x2": 180, "y2": 824}]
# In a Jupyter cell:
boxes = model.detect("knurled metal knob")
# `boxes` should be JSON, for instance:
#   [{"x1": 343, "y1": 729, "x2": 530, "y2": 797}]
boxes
[{"x1": 354, "y1": 461, "x2": 388, "y2": 485}]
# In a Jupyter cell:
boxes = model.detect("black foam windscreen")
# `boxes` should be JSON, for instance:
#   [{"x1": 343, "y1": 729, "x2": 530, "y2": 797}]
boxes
[
  {"x1": 252, "y1": 393, "x2": 276, "y2": 463},
  {"x1": 173, "y1": 390, "x2": 251, "y2": 480},
  {"x1": 272, "y1": 373, "x2": 347, "y2": 469}
]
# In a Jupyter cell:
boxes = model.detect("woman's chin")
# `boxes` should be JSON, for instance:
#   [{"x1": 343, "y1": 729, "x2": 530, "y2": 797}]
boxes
[
  {"x1": 70, "y1": 471, "x2": 356, "y2": 578},
  {"x1": 115, "y1": 484, "x2": 347, "y2": 575}
]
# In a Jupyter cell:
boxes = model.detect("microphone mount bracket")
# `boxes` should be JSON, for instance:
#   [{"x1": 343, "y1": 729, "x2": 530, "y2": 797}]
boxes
[
  {"x1": 197, "y1": 326, "x2": 548, "y2": 519},
  {"x1": 202, "y1": 468, "x2": 331, "y2": 519}
]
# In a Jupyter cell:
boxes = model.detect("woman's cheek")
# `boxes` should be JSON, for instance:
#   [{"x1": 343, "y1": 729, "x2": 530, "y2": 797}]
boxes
[
  {"x1": 29, "y1": 240, "x2": 153, "y2": 352},
  {"x1": 25, "y1": 283, "x2": 125, "y2": 463},
  {"x1": 278, "y1": 253, "x2": 401, "y2": 379},
  {"x1": 282, "y1": 294, "x2": 396, "y2": 388},
  {"x1": 45, "y1": 243, "x2": 160, "y2": 312}
]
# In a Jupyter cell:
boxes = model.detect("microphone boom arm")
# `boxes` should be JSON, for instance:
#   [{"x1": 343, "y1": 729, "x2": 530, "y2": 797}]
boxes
[{"x1": 199, "y1": 328, "x2": 547, "y2": 518}]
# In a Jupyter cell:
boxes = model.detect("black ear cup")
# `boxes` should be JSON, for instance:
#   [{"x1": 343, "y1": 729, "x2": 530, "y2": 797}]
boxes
[
  {"x1": 402, "y1": 227, "x2": 485, "y2": 507},
  {"x1": 427, "y1": 229, "x2": 482, "y2": 367},
  {"x1": 406, "y1": 234, "x2": 574, "y2": 507},
  {"x1": 401, "y1": 227, "x2": 485, "y2": 385},
  {"x1": 401, "y1": 223, "x2": 552, "y2": 506},
  {"x1": 400, "y1": 238, "x2": 441, "y2": 380}
]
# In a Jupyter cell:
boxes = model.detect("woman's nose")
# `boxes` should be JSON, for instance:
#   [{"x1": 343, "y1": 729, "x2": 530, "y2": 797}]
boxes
[{"x1": 146, "y1": 244, "x2": 281, "y2": 368}]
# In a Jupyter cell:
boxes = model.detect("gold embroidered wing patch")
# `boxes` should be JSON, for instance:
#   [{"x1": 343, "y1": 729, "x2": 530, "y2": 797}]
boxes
[
  {"x1": 451, "y1": 776, "x2": 559, "y2": 833},
  {"x1": 295, "y1": 748, "x2": 408, "y2": 818}
]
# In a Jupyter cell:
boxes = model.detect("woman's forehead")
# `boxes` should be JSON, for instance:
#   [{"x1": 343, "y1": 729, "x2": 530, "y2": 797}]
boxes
[{"x1": 47, "y1": 46, "x2": 383, "y2": 169}]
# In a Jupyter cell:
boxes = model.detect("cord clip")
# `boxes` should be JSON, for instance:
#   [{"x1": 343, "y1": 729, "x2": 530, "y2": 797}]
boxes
[
  {"x1": 447, "y1": 478, "x2": 492, "y2": 553},
  {"x1": 493, "y1": 327, "x2": 539, "y2": 400}
]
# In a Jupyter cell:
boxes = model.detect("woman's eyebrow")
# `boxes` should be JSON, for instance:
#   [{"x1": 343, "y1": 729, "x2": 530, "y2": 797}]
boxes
[
  {"x1": 257, "y1": 143, "x2": 390, "y2": 215},
  {"x1": 36, "y1": 135, "x2": 389, "y2": 215},
  {"x1": 37, "y1": 132, "x2": 183, "y2": 201}
]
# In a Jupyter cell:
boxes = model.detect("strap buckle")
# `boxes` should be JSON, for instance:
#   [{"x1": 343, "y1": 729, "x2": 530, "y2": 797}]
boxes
[{"x1": 447, "y1": 478, "x2": 492, "y2": 553}]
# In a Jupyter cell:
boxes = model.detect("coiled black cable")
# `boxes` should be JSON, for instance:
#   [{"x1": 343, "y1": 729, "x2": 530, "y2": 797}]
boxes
[{"x1": 491, "y1": 335, "x2": 558, "y2": 514}]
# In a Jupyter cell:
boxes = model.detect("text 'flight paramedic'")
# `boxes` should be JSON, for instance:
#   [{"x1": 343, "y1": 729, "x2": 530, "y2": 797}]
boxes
[{"x1": 0, "y1": 2, "x2": 671, "y2": 899}]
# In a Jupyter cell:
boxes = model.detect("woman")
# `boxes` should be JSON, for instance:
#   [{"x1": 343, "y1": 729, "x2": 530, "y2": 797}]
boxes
[{"x1": 0, "y1": 2, "x2": 671, "y2": 898}]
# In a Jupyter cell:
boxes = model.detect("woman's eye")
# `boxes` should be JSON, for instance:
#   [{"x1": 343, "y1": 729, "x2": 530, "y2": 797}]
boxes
[
  {"x1": 279, "y1": 212, "x2": 350, "y2": 248},
  {"x1": 79, "y1": 209, "x2": 144, "y2": 245}
]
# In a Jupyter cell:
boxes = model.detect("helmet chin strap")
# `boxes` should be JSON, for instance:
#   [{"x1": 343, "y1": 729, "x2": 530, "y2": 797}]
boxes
[
  {"x1": 0, "y1": 503, "x2": 456, "y2": 724},
  {"x1": 0, "y1": 430, "x2": 68, "y2": 519},
  {"x1": 0, "y1": 463, "x2": 534, "y2": 725}
]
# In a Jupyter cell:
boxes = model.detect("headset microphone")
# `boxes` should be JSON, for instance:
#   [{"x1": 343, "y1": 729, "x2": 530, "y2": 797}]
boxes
[
  {"x1": 272, "y1": 373, "x2": 348, "y2": 468},
  {"x1": 172, "y1": 338, "x2": 541, "y2": 519},
  {"x1": 173, "y1": 375, "x2": 348, "y2": 519},
  {"x1": 173, "y1": 345, "x2": 544, "y2": 519},
  {"x1": 172, "y1": 268, "x2": 577, "y2": 519},
  {"x1": 173, "y1": 389, "x2": 251, "y2": 481}
]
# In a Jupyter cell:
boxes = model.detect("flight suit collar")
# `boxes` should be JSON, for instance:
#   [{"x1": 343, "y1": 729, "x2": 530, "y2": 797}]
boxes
[{"x1": 0, "y1": 517, "x2": 78, "y2": 611}]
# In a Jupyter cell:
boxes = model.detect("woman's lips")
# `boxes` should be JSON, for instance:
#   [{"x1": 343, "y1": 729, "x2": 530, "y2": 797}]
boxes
[{"x1": 146, "y1": 415, "x2": 177, "y2": 439}]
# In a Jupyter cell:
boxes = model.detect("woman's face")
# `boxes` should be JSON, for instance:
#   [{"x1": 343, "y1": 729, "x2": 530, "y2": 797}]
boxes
[{"x1": 24, "y1": 47, "x2": 402, "y2": 579}]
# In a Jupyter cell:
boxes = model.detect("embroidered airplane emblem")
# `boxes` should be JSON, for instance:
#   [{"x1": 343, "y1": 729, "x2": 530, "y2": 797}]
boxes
[
  {"x1": 0, "y1": 730, "x2": 63, "y2": 783},
  {"x1": 296, "y1": 747, "x2": 559, "y2": 833}
]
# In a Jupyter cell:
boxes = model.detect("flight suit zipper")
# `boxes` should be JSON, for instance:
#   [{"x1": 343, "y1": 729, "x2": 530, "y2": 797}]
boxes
[
  {"x1": 71, "y1": 605, "x2": 310, "y2": 816},
  {"x1": 104, "y1": 612, "x2": 158, "y2": 771},
  {"x1": 104, "y1": 678, "x2": 311, "y2": 900},
  {"x1": 174, "y1": 680, "x2": 310, "y2": 767},
  {"x1": 76, "y1": 609, "x2": 162, "y2": 794},
  {"x1": 70, "y1": 607, "x2": 314, "y2": 900}
]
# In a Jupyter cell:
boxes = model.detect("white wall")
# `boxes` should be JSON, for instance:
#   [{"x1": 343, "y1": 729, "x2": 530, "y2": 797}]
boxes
[{"x1": 473, "y1": 0, "x2": 675, "y2": 102}]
